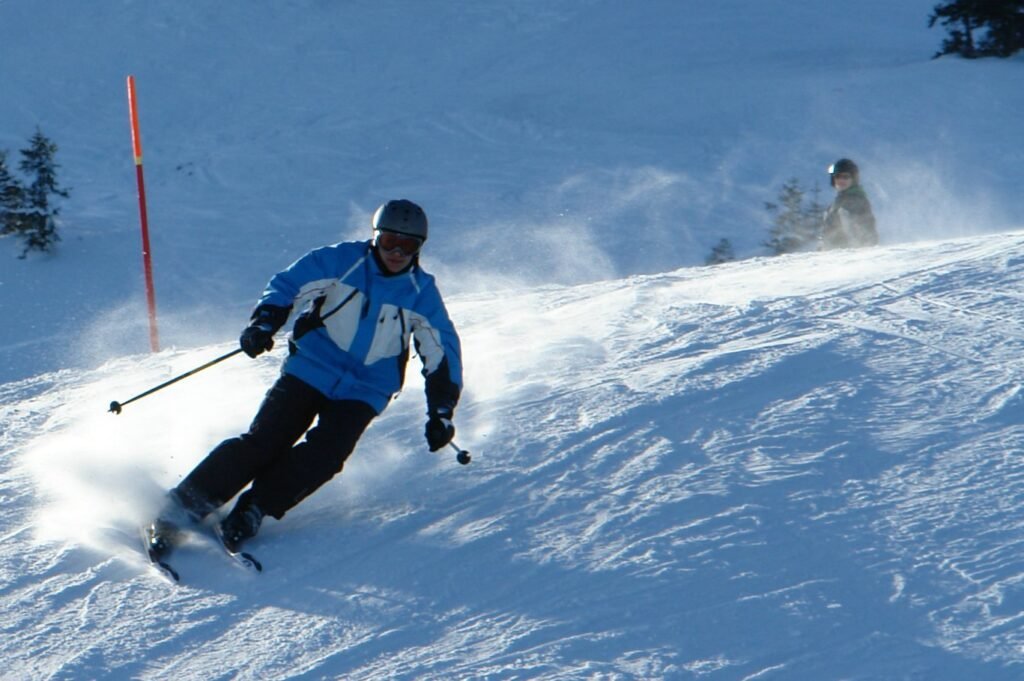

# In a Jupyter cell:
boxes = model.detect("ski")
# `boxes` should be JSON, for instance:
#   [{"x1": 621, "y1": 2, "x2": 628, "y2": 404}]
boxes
[
  {"x1": 139, "y1": 525, "x2": 181, "y2": 584},
  {"x1": 211, "y1": 523, "x2": 263, "y2": 573},
  {"x1": 137, "y1": 514, "x2": 262, "y2": 579},
  {"x1": 148, "y1": 557, "x2": 181, "y2": 584}
]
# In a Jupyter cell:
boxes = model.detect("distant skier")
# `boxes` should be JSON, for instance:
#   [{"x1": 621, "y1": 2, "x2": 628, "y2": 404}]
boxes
[
  {"x1": 820, "y1": 158, "x2": 878, "y2": 249},
  {"x1": 146, "y1": 199, "x2": 463, "y2": 557}
]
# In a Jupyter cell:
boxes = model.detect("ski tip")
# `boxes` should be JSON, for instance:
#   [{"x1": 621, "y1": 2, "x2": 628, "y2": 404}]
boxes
[
  {"x1": 159, "y1": 561, "x2": 181, "y2": 583},
  {"x1": 241, "y1": 552, "x2": 263, "y2": 572},
  {"x1": 145, "y1": 558, "x2": 180, "y2": 584}
]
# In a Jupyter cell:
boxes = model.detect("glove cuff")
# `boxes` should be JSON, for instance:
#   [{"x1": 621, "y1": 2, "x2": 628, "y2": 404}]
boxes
[{"x1": 250, "y1": 304, "x2": 291, "y2": 334}]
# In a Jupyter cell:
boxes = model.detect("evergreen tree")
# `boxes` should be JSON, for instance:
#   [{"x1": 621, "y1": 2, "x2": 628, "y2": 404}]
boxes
[
  {"x1": 16, "y1": 129, "x2": 69, "y2": 258},
  {"x1": 977, "y1": 0, "x2": 1024, "y2": 56},
  {"x1": 705, "y1": 238, "x2": 735, "y2": 265},
  {"x1": 764, "y1": 179, "x2": 826, "y2": 255},
  {"x1": 929, "y1": 0, "x2": 1024, "y2": 58},
  {"x1": 0, "y1": 150, "x2": 25, "y2": 238}
]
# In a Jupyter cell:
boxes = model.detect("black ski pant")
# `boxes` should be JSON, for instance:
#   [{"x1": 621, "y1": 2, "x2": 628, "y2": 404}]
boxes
[{"x1": 175, "y1": 372, "x2": 377, "y2": 520}]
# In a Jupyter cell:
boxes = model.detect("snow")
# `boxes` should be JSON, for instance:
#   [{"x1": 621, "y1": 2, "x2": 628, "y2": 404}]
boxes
[{"x1": 2, "y1": 1, "x2": 1024, "y2": 678}]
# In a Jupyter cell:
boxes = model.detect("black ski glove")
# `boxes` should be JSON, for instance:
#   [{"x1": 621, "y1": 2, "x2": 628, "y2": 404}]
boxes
[
  {"x1": 425, "y1": 408, "x2": 455, "y2": 452},
  {"x1": 240, "y1": 304, "x2": 290, "y2": 358},
  {"x1": 240, "y1": 322, "x2": 275, "y2": 358}
]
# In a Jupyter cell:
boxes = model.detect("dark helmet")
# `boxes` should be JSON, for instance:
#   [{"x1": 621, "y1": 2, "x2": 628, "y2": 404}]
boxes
[
  {"x1": 828, "y1": 158, "x2": 859, "y2": 187},
  {"x1": 371, "y1": 199, "x2": 428, "y2": 241}
]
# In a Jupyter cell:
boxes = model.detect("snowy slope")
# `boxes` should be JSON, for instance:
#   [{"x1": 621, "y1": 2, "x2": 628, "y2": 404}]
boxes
[
  {"x1": 5, "y1": 234, "x2": 1024, "y2": 679},
  {"x1": 1, "y1": 0, "x2": 1022, "y2": 383},
  {"x1": 4, "y1": 0, "x2": 1024, "y2": 679}
]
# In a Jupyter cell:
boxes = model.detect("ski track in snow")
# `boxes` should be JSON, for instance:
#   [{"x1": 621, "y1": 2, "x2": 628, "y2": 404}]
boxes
[{"x1": 3, "y1": 235, "x2": 1024, "y2": 678}]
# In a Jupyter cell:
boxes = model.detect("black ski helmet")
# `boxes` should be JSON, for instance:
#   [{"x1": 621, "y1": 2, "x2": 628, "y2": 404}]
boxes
[
  {"x1": 828, "y1": 158, "x2": 859, "y2": 187},
  {"x1": 371, "y1": 199, "x2": 428, "y2": 241}
]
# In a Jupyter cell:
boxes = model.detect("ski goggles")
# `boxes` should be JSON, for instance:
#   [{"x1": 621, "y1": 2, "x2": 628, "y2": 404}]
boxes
[{"x1": 376, "y1": 230, "x2": 424, "y2": 256}]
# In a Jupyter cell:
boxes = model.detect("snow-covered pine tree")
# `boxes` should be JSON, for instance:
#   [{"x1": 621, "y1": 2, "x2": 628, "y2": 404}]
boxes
[
  {"x1": 705, "y1": 237, "x2": 735, "y2": 265},
  {"x1": 0, "y1": 150, "x2": 25, "y2": 239},
  {"x1": 16, "y1": 129, "x2": 69, "y2": 258},
  {"x1": 764, "y1": 179, "x2": 825, "y2": 255}
]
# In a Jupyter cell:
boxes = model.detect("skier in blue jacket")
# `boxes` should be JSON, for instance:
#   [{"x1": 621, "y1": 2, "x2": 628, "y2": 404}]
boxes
[{"x1": 146, "y1": 199, "x2": 462, "y2": 555}]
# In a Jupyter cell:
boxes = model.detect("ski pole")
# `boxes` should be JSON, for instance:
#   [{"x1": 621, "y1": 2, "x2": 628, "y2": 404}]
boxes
[
  {"x1": 449, "y1": 441, "x2": 471, "y2": 465},
  {"x1": 108, "y1": 347, "x2": 244, "y2": 414}
]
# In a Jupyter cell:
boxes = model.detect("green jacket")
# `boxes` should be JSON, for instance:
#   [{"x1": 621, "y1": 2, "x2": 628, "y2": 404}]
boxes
[{"x1": 822, "y1": 184, "x2": 878, "y2": 249}]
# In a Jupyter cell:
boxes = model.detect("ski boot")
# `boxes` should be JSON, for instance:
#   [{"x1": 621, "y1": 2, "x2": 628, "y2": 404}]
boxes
[
  {"x1": 218, "y1": 492, "x2": 265, "y2": 553},
  {"x1": 144, "y1": 517, "x2": 181, "y2": 563},
  {"x1": 143, "y1": 490, "x2": 196, "y2": 562},
  {"x1": 144, "y1": 485, "x2": 213, "y2": 556}
]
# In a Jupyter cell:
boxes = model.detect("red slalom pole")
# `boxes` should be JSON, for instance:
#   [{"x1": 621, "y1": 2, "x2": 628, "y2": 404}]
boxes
[{"x1": 127, "y1": 75, "x2": 160, "y2": 352}]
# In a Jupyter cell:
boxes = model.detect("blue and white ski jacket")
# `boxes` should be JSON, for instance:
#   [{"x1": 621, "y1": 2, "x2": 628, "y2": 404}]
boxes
[{"x1": 253, "y1": 240, "x2": 462, "y2": 415}]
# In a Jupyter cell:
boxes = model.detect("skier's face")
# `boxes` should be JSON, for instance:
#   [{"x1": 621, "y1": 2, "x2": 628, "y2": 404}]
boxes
[
  {"x1": 375, "y1": 230, "x2": 422, "y2": 272},
  {"x1": 832, "y1": 172, "x2": 853, "y2": 190},
  {"x1": 379, "y1": 247, "x2": 413, "y2": 273}
]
